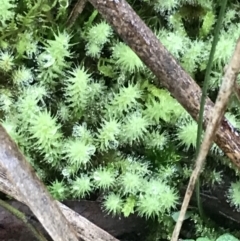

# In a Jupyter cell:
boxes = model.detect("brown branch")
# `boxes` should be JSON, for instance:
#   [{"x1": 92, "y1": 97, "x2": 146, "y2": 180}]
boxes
[
  {"x1": 234, "y1": 81, "x2": 240, "y2": 101},
  {"x1": 66, "y1": 0, "x2": 87, "y2": 28},
  {"x1": 171, "y1": 37, "x2": 240, "y2": 241},
  {"x1": 0, "y1": 125, "x2": 119, "y2": 241},
  {"x1": 0, "y1": 178, "x2": 119, "y2": 241},
  {"x1": 0, "y1": 199, "x2": 145, "y2": 240},
  {"x1": 87, "y1": 0, "x2": 240, "y2": 166}
]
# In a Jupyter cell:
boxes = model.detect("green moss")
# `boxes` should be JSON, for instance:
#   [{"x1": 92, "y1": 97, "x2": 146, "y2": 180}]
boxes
[{"x1": 1, "y1": 0, "x2": 240, "y2": 239}]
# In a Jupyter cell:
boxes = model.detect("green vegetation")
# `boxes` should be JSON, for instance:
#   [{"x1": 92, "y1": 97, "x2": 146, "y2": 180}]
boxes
[{"x1": 1, "y1": 0, "x2": 240, "y2": 240}]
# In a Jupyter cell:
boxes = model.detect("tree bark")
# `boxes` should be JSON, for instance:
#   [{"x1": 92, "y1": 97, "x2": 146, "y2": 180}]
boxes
[
  {"x1": 87, "y1": 0, "x2": 240, "y2": 168},
  {"x1": 0, "y1": 126, "x2": 80, "y2": 241},
  {"x1": 0, "y1": 171, "x2": 120, "y2": 241},
  {"x1": 0, "y1": 125, "x2": 119, "y2": 241}
]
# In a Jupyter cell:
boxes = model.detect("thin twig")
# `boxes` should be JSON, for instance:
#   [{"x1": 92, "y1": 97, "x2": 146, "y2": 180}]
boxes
[
  {"x1": 234, "y1": 81, "x2": 240, "y2": 101},
  {"x1": 0, "y1": 199, "x2": 48, "y2": 241},
  {"x1": 66, "y1": 0, "x2": 87, "y2": 28},
  {"x1": 171, "y1": 37, "x2": 240, "y2": 241}
]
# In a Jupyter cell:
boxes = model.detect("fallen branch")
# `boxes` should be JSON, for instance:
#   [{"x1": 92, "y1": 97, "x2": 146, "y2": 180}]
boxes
[
  {"x1": 0, "y1": 125, "x2": 79, "y2": 241},
  {"x1": 0, "y1": 199, "x2": 145, "y2": 240},
  {"x1": 87, "y1": 0, "x2": 240, "y2": 166},
  {"x1": 0, "y1": 125, "x2": 119, "y2": 241},
  {"x1": 66, "y1": 0, "x2": 87, "y2": 28}
]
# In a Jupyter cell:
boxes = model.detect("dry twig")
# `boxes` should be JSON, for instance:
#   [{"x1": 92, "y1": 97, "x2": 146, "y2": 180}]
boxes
[
  {"x1": 234, "y1": 81, "x2": 240, "y2": 101},
  {"x1": 171, "y1": 37, "x2": 240, "y2": 241},
  {"x1": 66, "y1": 0, "x2": 87, "y2": 28}
]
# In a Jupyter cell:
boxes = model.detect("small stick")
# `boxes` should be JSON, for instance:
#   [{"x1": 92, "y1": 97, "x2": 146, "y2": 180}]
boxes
[
  {"x1": 171, "y1": 37, "x2": 240, "y2": 241},
  {"x1": 0, "y1": 199, "x2": 48, "y2": 241},
  {"x1": 66, "y1": 0, "x2": 87, "y2": 28},
  {"x1": 234, "y1": 81, "x2": 240, "y2": 102}
]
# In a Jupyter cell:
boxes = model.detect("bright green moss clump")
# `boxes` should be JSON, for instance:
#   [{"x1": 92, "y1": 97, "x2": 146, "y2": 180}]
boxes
[{"x1": 1, "y1": 0, "x2": 240, "y2": 240}]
